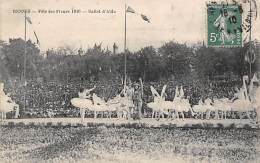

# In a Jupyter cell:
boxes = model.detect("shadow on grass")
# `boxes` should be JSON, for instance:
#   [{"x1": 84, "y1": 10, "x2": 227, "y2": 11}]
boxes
[{"x1": 23, "y1": 127, "x2": 101, "y2": 160}]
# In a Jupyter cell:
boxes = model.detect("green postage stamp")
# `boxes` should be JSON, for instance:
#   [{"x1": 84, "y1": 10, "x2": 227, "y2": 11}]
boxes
[{"x1": 207, "y1": 3, "x2": 242, "y2": 47}]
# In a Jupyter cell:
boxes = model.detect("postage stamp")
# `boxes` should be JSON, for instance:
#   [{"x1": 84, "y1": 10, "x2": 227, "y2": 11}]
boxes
[{"x1": 207, "y1": 3, "x2": 242, "y2": 47}]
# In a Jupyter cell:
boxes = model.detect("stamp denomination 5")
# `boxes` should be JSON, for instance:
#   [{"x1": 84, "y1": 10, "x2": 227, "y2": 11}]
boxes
[{"x1": 207, "y1": 3, "x2": 242, "y2": 47}]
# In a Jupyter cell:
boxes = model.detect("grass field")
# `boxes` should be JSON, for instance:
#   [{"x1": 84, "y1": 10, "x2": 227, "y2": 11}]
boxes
[{"x1": 0, "y1": 126, "x2": 259, "y2": 163}]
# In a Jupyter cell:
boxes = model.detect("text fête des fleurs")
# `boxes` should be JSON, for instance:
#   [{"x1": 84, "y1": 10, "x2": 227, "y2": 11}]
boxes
[{"x1": 12, "y1": 9, "x2": 116, "y2": 14}]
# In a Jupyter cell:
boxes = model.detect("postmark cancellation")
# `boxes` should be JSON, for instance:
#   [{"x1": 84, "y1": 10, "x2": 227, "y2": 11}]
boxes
[{"x1": 207, "y1": 3, "x2": 242, "y2": 47}]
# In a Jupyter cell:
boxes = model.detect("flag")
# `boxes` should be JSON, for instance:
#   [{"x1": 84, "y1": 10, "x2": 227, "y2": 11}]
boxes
[
  {"x1": 245, "y1": 53, "x2": 250, "y2": 62},
  {"x1": 25, "y1": 16, "x2": 32, "y2": 24},
  {"x1": 126, "y1": 6, "x2": 135, "y2": 13},
  {"x1": 26, "y1": 16, "x2": 40, "y2": 45},
  {"x1": 126, "y1": 5, "x2": 150, "y2": 23},
  {"x1": 245, "y1": 50, "x2": 256, "y2": 63},
  {"x1": 252, "y1": 52, "x2": 256, "y2": 63},
  {"x1": 33, "y1": 31, "x2": 40, "y2": 45},
  {"x1": 141, "y1": 14, "x2": 150, "y2": 23}
]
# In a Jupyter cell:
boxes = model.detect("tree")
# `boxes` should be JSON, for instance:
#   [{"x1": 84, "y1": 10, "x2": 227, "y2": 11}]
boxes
[
  {"x1": 1, "y1": 38, "x2": 41, "y2": 80},
  {"x1": 193, "y1": 46, "x2": 244, "y2": 80},
  {"x1": 158, "y1": 41, "x2": 192, "y2": 79},
  {"x1": 137, "y1": 46, "x2": 165, "y2": 81},
  {"x1": 0, "y1": 40, "x2": 8, "y2": 80}
]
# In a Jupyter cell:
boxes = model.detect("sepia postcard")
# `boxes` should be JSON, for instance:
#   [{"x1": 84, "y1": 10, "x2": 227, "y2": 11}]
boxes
[{"x1": 0, "y1": 0, "x2": 260, "y2": 162}]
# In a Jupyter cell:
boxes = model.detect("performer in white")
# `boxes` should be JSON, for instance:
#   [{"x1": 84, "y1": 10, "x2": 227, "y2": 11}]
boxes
[
  {"x1": 248, "y1": 73, "x2": 260, "y2": 123},
  {"x1": 71, "y1": 85, "x2": 96, "y2": 122},
  {"x1": 148, "y1": 85, "x2": 192, "y2": 120},
  {"x1": 231, "y1": 76, "x2": 253, "y2": 119},
  {"x1": 81, "y1": 86, "x2": 95, "y2": 118},
  {"x1": 254, "y1": 86, "x2": 260, "y2": 123},
  {"x1": 0, "y1": 82, "x2": 19, "y2": 120},
  {"x1": 147, "y1": 85, "x2": 167, "y2": 119}
]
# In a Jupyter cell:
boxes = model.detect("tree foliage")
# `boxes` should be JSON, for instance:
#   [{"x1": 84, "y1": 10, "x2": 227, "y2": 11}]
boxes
[
  {"x1": 0, "y1": 38, "x2": 259, "y2": 83},
  {"x1": 0, "y1": 38, "x2": 41, "y2": 80}
]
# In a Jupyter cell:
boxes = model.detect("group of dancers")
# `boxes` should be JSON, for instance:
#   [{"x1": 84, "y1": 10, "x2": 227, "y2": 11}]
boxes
[
  {"x1": 0, "y1": 73, "x2": 260, "y2": 122},
  {"x1": 72, "y1": 74, "x2": 260, "y2": 121},
  {"x1": 148, "y1": 74, "x2": 260, "y2": 120},
  {"x1": 71, "y1": 78, "x2": 144, "y2": 121}
]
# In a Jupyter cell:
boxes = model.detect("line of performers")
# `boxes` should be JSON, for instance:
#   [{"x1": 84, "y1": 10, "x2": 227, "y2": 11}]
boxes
[
  {"x1": 1, "y1": 74, "x2": 260, "y2": 122},
  {"x1": 71, "y1": 74, "x2": 260, "y2": 122},
  {"x1": 71, "y1": 78, "x2": 144, "y2": 121}
]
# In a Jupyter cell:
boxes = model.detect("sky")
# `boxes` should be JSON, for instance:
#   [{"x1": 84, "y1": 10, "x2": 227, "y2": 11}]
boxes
[{"x1": 0, "y1": 0, "x2": 260, "y2": 52}]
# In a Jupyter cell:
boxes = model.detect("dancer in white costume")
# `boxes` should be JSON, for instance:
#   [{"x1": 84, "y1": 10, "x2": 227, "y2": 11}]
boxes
[
  {"x1": 167, "y1": 86, "x2": 193, "y2": 120},
  {"x1": 192, "y1": 99, "x2": 206, "y2": 119},
  {"x1": 205, "y1": 98, "x2": 215, "y2": 119},
  {"x1": 98, "y1": 83, "x2": 136, "y2": 119},
  {"x1": 107, "y1": 94, "x2": 128, "y2": 119},
  {"x1": 71, "y1": 85, "x2": 96, "y2": 121},
  {"x1": 212, "y1": 74, "x2": 258, "y2": 121},
  {"x1": 248, "y1": 73, "x2": 260, "y2": 122},
  {"x1": 204, "y1": 98, "x2": 214, "y2": 119},
  {"x1": 147, "y1": 85, "x2": 167, "y2": 119},
  {"x1": 254, "y1": 87, "x2": 260, "y2": 122},
  {"x1": 213, "y1": 98, "x2": 233, "y2": 119},
  {"x1": 192, "y1": 98, "x2": 214, "y2": 120},
  {"x1": 178, "y1": 85, "x2": 194, "y2": 117},
  {"x1": 231, "y1": 76, "x2": 253, "y2": 119},
  {"x1": 170, "y1": 87, "x2": 183, "y2": 120},
  {"x1": 144, "y1": 84, "x2": 195, "y2": 120},
  {"x1": 179, "y1": 86, "x2": 184, "y2": 99},
  {"x1": 0, "y1": 82, "x2": 19, "y2": 120},
  {"x1": 92, "y1": 93, "x2": 111, "y2": 118},
  {"x1": 249, "y1": 73, "x2": 259, "y2": 103}
]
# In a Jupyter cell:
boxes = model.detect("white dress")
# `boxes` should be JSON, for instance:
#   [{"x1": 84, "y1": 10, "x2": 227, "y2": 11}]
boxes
[
  {"x1": 71, "y1": 91, "x2": 93, "y2": 109},
  {"x1": 0, "y1": 91, "x2": 14, "y2": 113}
]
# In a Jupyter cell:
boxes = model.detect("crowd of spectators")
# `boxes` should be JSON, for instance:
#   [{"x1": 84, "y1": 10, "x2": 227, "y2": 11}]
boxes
[{"x1": 3, "y1": 78, "x2": 242, "y2": 118}]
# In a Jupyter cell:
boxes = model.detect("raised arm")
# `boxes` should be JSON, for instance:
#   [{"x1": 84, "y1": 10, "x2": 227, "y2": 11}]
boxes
[
  {"x1": 150, "y1": 86, "x2": 160, "y2": 98},
  {"x1": 139, "y1": 78, "x2": 143, "y2": 97},
  {"x1": 86, "y1": 85, "x2": 96, "y2": 92},
  {"x1": 160, "y1": 85, "x2": 167, "y2": 98}
]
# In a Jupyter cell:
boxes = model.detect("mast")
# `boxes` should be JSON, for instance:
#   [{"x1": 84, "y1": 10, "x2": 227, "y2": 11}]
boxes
[
  {"x1": 249, "y1": 0, "x2": 252, "y2": 79},
  {"x1": 124, "y1": 4, "x2": 127, "y2": 89},
  {"x1": 24, "y1": 11, "x2": 27, "y2": 110}
]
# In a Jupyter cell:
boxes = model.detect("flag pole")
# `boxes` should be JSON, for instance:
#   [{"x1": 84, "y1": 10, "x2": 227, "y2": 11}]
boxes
[
  {"x1": 249, "y1": 0, "x2": 252, "y2": 80},
  {"x1": 24, "y1": 11, "x2": 27, "y2": 111},
  {"x1": 124, "y1": 4, "x2": 127, "y2": 91}
]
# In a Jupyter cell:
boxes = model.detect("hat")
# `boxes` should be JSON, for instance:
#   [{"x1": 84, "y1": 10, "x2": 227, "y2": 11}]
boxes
[{"x1": 133, "y1": 83, "x2": 140, "y2": 87}]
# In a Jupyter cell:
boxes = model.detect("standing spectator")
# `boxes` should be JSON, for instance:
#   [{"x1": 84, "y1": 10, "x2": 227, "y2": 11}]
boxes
[{"x1": 132, "y1": 79, "x2": 143, "y2": 120}]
